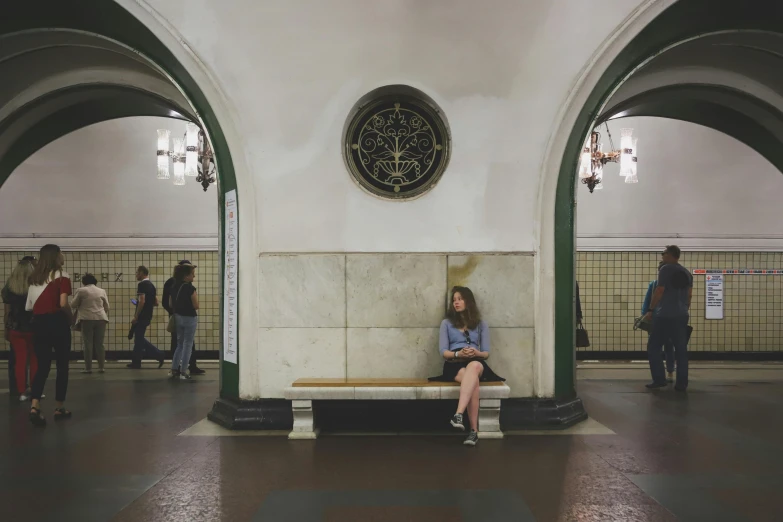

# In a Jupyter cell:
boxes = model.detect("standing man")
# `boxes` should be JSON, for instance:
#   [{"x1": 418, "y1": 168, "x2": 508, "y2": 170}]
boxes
[
  {"x1": 127, "y1": 266, "x2": 164, "y2": 369},
  {"x1": 642, "y1": 262, "x2": 675, "y2": 383},
  {"x1": 162, "y1": 260, "x2": 205, "y2": 375},
  {"x1": 644, "y1": 245, "x2": 692, "y2": 391}
]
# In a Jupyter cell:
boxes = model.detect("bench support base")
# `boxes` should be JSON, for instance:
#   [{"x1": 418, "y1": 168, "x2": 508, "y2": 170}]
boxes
[{"x1": 290, "y1": 400, "x2": 318, "y2": 439}]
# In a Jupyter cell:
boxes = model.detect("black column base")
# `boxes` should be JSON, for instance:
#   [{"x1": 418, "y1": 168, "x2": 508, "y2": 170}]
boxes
[
  {"x1": 207, "y1": 397, "x2": 293, "y2": 430},
  {"x1": 500, "y1": 397, "x2": 587, "y2": 430}
]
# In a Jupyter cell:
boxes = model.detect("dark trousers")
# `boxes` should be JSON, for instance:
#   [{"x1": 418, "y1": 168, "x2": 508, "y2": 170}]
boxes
[
  {"x1": 663, "y1": 339, "x2": 675, "y2": 374},
  {"x1": 131, "y1": 320, "x2": 163, "y2": 365},
  {"x1": 170, "y1": 323, "x2": 197, "y2": 369},
  {"x1": 31, "y1": 313, "x2": 72, "y2": 402},
  {"x1": 648, "y1": 316, "x2": 689, "y2": 389}
]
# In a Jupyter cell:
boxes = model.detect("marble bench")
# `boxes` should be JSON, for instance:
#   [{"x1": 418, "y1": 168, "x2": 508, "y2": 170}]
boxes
[{"x1": 283, "y1": 378, "x2": 511, "y2": 440}]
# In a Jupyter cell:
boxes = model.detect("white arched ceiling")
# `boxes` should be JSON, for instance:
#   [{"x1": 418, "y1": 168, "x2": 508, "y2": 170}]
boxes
[
  {"x1": 597, "y1": 31, "x2": 783, "y2": 172},
  {"x1": 0, "y1": 29, "x2": 196, "y2": 182}
]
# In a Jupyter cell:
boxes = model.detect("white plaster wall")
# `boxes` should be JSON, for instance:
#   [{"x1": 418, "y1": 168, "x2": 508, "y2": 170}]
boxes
[
  {"x1": 145, "y1": 0, "x2": 645, "y2": 254},
  {"x1": 577, "y1": 117, "x2": 783, "y2": 250},
  {"x1": 131, "y1": 0, "x2": 648, "y2": 400},
  {"x1": 0, "y1": 117, "x2": 218, "y2": 250}
]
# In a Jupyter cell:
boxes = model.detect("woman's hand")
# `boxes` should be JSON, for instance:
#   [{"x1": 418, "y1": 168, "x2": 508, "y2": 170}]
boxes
[{"x1": 461, "y1": 347, "x2": 477, "y2": 358}]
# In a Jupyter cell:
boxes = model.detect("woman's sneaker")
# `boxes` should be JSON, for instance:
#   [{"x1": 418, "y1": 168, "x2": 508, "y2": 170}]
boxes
[
  {"x1": 168, "y1": 369, "x2": 180, "y2": 379},
  {"x1": 450, "y1": 413, "x2": 465, "y2": 431},
  {"x1": 463, "y1": 430, "x2": 479, "y2": 446},
  {"x1": 180, "y1": 371, "x2": 192, "y2": 381}
]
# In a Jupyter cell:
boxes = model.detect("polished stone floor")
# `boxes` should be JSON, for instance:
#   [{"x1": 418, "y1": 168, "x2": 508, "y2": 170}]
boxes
[{"x1": 1, "y1": 362, "x2": 782, "y2": 521}]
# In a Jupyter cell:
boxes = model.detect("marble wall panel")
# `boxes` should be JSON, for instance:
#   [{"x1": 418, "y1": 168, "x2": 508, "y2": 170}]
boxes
[
  {"x1": 258, "y1": 255, "x2": 345, "y2": 327},
  {"x1": 346, "y1": 255, "x2": 447, "y2": 327}
]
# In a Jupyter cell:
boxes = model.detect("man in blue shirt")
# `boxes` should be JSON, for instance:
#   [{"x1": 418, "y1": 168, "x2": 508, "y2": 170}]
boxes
[
  {"x1": 644, "y1": 246, "x2": 692, "y2": 391},
  {"x1": 642, "y1": 262, "x2": 675, "y2": 382}
]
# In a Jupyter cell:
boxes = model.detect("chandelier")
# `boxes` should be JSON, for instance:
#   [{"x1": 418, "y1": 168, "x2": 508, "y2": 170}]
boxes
[
  {"x1": 156, "y1": 122, "x2": 216, "y2": 191},
  {"x1": 579, "y1": 125, "x2": 638, "y2": 193}
]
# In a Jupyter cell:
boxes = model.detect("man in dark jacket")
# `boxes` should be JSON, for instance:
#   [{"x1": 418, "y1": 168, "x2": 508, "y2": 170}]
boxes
[{"x1": 163, "y1": 260, "x2": 205, "y2": 375}]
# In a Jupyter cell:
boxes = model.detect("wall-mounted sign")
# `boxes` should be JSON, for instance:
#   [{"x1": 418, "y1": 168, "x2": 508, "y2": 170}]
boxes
[
  {"x1": 693, "y1": 269, "x2": 783, "y2": 275},
  {"x1": 343, "y1": 86, "x2": 451, "y2": 199},
  {"x1": 223, "y1": 190, "x2": 238, "y2": 365},
  {"x1": 705, "y1": 274, "x2": 724, "y2": 320}
]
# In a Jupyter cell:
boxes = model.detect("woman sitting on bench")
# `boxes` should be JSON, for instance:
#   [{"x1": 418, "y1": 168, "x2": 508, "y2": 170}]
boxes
[{"x1": 435, "y1": 286, "x2": 504, "y2": 445}]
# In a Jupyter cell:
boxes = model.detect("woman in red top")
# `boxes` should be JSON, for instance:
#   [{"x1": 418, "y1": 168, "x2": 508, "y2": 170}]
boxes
[{"x1": 25, "y1": 244, "x2": 73, "y2": 426}]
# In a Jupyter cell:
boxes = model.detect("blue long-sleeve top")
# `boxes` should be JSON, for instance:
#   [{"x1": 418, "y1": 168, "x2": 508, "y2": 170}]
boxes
[
  {"x1": 641, "y1": 281, "x2": 656, "y2": 314},
  {"x1": 439, "y1": 319, "x2": 490, "y2": 356}
]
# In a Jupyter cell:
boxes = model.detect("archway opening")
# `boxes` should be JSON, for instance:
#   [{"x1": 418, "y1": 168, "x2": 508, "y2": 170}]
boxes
[
  {"x1": 1, "y1": 1, "x2": 241, "y2": 400},
  {"x1": 552, "y1": 0, "x2": 783, "y2": 400}
]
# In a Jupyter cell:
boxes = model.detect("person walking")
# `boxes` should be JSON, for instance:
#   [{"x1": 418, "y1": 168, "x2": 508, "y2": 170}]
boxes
[
  {"x1": 644, "y1": 245, "x2": 693, "y2": 391},
  {"x1": 2, "y1": 256, "x2": 37, "y2": 400},
  {"x1": 127, "y1": 266, "x2": 164, "y2": 369},
  {"x1": 26, "y1": 244, "x2": 73, "y2": 426},
  {"x1": 162, "y1": 260, "x2": 205, "y2": 375},
  {"x1": 642, "y1": 262, "x2": 675, "y2": 383},
  {"x1": 169, "y1": 263, "x2": 199, "y2": 380},
  {"x1": 71, "y1": 273, "x2": 110, "y2": 373}
]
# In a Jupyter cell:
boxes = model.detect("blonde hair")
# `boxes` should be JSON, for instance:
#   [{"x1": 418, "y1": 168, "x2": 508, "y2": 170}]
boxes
[{"x1": 6, "y1": 259, "x2": 35, "y2": 295}]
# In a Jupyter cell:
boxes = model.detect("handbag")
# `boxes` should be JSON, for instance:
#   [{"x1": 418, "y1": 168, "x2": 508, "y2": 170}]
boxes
[
  {"x1": 576, "y1": 321, "x2": 590, "y2": 347},
  {"x1": 633, "y1": 316, "x2": 652, "y2": 332},
  {"x1": 166, "y1": 284, "x2": 186, "y2": 333}
]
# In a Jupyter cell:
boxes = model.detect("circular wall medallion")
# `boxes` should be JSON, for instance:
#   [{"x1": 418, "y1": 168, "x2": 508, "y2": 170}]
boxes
[{"x1": 343, "y1": 87, "x2": 451, "y2": 199}]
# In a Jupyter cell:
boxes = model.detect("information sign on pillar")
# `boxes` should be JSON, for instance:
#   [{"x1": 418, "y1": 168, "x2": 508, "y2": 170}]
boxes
[
  {"x1": 705, "y1": 274, "x2": 724, "y2": 320},
  {"x1": 223, "y1": 189, "x2": 238, "y2": 364}
]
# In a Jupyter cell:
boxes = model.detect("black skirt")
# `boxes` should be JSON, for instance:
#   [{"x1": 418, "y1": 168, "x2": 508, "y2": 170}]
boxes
[{"x1": 428, "y1": 359, "x2": 505, "y2": 383}]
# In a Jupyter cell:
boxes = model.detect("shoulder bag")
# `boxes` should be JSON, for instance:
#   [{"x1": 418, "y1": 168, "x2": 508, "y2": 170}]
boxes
[
  {"x1": 166, "y1": 284, "x2": 186, "y2": 333},
  {"x1": 576, "y1": 320, "x2": 590, "y2": 348}
]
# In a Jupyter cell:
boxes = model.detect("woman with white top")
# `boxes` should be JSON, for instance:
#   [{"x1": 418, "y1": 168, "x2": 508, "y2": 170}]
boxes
[
  {"x1": 71, "y1": 273, "x2": 110, "y2": 374},
  {"x1": 26, "y1": 244, "x2": 73, "y2": 426}
]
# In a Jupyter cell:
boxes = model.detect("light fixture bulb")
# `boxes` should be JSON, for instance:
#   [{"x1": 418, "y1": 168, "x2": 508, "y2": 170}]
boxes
[
  {"x1": 619, "y1": 128, "x2": 633, "y2": 176},
  {"x1": 172, "y1": 137, "x2": 186, "y2": 186},
  {"x1": 156, "y1": 129, "x2": 170, "y2": 179},
  {"x1": 185, "y1": 123, "x2": 199, "y2": 177}
]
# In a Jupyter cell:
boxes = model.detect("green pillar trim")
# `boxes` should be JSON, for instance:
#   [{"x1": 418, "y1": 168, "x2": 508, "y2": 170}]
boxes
[
  {"x1": 0, "y1": 1, "x2": 243, "y2": 397},
  {"x1": 553, "y1": 0, "x2": 783, "y2": 398}
]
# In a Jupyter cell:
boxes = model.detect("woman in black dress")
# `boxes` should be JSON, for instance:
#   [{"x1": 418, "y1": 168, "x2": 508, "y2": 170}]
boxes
[{"x1": 433, "y1": 286, "x2": 504, "y2": 445}]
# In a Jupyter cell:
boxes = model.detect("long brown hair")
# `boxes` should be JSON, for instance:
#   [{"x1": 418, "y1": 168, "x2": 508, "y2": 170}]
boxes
[
  {"x1": 446, "y1": 286, "x2": 482, "y2": 330},
  {"x1": 29, "y1": 244, "x2": 63, "y2": 285}
]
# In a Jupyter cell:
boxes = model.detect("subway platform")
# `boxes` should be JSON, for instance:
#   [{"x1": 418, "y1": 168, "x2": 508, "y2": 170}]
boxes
[{"x1": 1, "y1": 361, "x2": 781, "y2": 521}]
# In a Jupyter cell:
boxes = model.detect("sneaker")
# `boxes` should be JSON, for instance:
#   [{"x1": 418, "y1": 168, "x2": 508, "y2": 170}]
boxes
[
  {"x1": 168, "y1": 369, "x2": 180, "y2": 379},
  {"x1": 81, "y1": 370, "x2": 92, "y2": 374},
  {"x1": 19, "y1": 393, "x2": 30, "y2": 402},
  {"x1": 180, "y1": 372, "x2": 191, "y2": 381},
  {"x1": 189, "y1": 367, "x2": 206, "y2": 375},
  {"x1": 450, "y1": 413, "x2": 465, "y2": 431},
  {"x1": 645, "y1": 382, "x2": 668, "y2": 389},
  {"x1": 463, "y1": 430, "x2": 478, "y2": 446}
]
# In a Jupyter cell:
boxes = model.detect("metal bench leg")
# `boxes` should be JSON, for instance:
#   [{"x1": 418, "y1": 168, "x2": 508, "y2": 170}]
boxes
[
  {"x1": 479, "y1": 398, "x2": 503, "y2": 439},
  {"x1": 289, "y1": 400, "x2": 319, "y2": 440}
]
